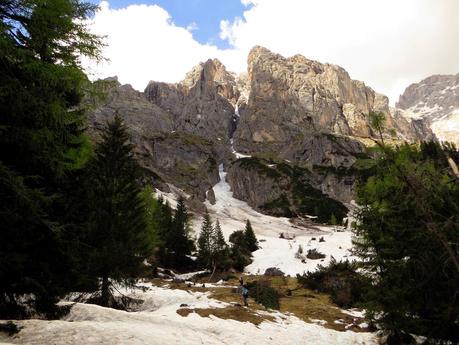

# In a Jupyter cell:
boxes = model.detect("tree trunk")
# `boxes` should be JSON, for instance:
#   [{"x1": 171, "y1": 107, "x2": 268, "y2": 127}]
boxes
[{"x1": 101, "y1": 275, "x2": 110, "y2": 307}]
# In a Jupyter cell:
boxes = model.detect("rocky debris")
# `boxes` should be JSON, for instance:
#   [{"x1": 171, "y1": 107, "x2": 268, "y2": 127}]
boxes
[
  {"x1": 396, "y1": 74, "x2": 459, "y2": 145},
  {"x1": 264, "y1": 267, "x2": 285, "y2": 276},
  {"x1": 392, "y1": 109, "x2": 437, "y2": 142}
]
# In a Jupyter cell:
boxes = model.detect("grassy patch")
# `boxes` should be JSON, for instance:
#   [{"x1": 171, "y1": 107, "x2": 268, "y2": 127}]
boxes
[{"x1": 151, "y1": 275, "x2": 369, "y2": 332}]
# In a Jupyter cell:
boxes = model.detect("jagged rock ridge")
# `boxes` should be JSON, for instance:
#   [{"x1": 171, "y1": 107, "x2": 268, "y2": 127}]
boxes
[{"x1": 87, "y1": 47, "x2": 435, "y2": 218}]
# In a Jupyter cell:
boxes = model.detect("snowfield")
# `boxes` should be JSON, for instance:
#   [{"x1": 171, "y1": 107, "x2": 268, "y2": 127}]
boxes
[
  {"x1": 4, "y1": 284, "x2": 377, "y2": 345},
  {"x1": 187, "y1": 165, "x2": 356, "y2": 276}
]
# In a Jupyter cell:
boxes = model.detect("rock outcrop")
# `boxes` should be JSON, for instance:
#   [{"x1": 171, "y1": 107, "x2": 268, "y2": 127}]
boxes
[
  {"x1": 396, "y1": 74, "x2": 459, "y2": 145},
  {"x1": 87, "y1": 47, "x2": 437, "y2": 219},
  {"x1": 144, "y1": 59, "x2": 238, "y2": 146},
  {"x1": 232, "y1": 46, "x2": 422, "y2": 156},
  {"x1": 226, "y1": 157, "x2": 349, "y2": 223}
]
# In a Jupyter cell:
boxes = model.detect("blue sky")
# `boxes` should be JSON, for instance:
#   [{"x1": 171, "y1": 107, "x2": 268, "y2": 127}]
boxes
[{"x1": 89, "y1": 0, "x2": 249, "y2": 49}]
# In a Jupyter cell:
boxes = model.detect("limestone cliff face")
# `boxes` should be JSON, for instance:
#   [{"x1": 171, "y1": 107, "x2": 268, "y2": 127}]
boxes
[
  {"x1": 88, "y1": 47, "x2": 436, "y2": 218},
  {"x1": 232, "y1": 46, "x2": 419, "y2": 155},
  {"x1": 87, "y1": 78, "x2": 220, "y2": 201},
  {"x1": 225, "y1": 158, "x2": 349, "y2": 223},
  {"x1": 144, "y1": 59, "x2": 238, "y2": 145}
]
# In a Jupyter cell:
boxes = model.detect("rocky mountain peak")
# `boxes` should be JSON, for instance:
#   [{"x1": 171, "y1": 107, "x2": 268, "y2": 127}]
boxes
[
  {"x1": 396, "y1": 74, "x2": 459, "y2": 145},
  {"x1": 88, "y1": 46, "x2": 437, "y2": 210}
]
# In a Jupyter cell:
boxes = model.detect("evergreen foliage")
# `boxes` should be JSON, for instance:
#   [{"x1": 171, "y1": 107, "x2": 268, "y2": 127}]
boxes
[
  {"x1": 297, "y1": 259, "x2": 370, "y2": 308},
  {"x1": 228, "y1": 230, "x2": 253, "y2": 271},
  {"x1": 197, "y1": 214, "x2": 230, "y2": 271},
  {"x1": 139, "y1": 186, "x2": 162, "y2": 260},
  {"x1": 245, "y1": 280, "x2": 280, "y2": 309},
  {"x1": 0, "y1": 0, "x2": 102, "y2": 317},
  {"x1": 85, "y1": 116, "x2": 153, "y2": 307},
  {"x1": 354, "y1": 141, "x2": 459, "y2": 342},
  {"x1": 167, "y1": 196, "x2": 195, "y2": 267},
  {"x1": 243, "y1": 220, "x2": 258, "y2": 252},
  {"x1": 197, "y1": 211, "x2": 214, "y2": 269},
  {"x1": 212, "y1": 220, "x2": 231, "y2": 270}
]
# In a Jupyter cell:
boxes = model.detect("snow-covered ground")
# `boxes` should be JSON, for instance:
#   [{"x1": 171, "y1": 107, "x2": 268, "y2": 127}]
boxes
[
  {"x1": 195, "y1": 165, "x2": 356, "y2": 276},
  {"x1": 3, "y1": 283, "x2": 377, "y2": 345}
]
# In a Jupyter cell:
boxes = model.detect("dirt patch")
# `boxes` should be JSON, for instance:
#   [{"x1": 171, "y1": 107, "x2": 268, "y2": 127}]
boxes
[{"x1": 176, "y1": 306, "x2": 275, "y2": 326}]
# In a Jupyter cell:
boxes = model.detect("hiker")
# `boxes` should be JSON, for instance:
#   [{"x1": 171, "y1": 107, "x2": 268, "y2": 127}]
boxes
[
  {"x1": 242, "y1": 285, "x2": 249, "y2": 307},
  {"x1": 239, "y1": 276, "x2": 244, "y2": 287}
]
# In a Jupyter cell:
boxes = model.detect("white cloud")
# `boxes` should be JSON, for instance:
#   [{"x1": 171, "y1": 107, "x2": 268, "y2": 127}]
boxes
[
  {"x1": 83, "y1": 1, "x2": 231, "y2": 90},
  {"x1": 85, "y1": 1, "x2": 459, "y2": 105},
  {"x1": 219, "y1": 0, "x2": 459, "y2": 104}
]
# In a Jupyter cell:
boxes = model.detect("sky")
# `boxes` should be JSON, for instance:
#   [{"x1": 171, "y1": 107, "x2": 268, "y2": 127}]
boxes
[{"x1": 84, "y1": 0, "x2": 459, "y2": 105}]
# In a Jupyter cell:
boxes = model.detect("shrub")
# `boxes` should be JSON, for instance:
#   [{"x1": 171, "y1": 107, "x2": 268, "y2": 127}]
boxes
[
  {"x1": 246, "y1": 280, "x2": 280, "y2": 309},
  {"x1": 306, "y1": 248, "x2": 326, "y2": 260},
  {"x1": 297, "y1": 259, "x2": 370, "y2": 308},
  {"x1": 0, "y1": 321, "x2": 19, "y2": 336}
]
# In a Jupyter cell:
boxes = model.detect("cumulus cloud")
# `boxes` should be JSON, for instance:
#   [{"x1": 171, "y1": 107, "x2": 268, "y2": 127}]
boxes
[
  {"x1": 83, "y1": 1, "x2": 228, "y2": 90},
  {"x1": 85, "y1": 1, "x2": 459, "y2": 104},
  {"x1": 220, "y1": 0, "x2": 459, "y2": 103}
]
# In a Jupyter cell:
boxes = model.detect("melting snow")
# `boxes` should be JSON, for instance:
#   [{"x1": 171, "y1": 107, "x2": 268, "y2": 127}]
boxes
[
  {"x1": 200, "y1": 165, "x2": 357, "y2": 276},
  {"x1": 6, "y1": 283, "x2": 377, "y2": 345}
]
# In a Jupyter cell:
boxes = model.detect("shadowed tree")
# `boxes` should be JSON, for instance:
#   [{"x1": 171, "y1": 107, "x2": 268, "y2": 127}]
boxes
[{"x1": 86, "y1": 116, "x2": 153, "y2": 307}]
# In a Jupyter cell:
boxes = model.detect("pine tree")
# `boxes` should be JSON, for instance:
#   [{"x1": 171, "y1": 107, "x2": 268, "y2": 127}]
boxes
[
  {"x1": 243, "y1": 220, "x2": 258, "y2": 252},
  {"x1": 86, "y1": 116, "x2": 153, "y2": 307},
  {"x1": 197, "y1": 211, "x2": 214, "y2": 269},
  {"x1": 0, "y1": 0, "x2": 102, "y2": 317}
]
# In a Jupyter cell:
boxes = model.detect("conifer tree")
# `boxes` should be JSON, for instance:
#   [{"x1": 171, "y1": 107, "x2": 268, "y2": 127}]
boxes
[
  {"x1": 167, "y1": 196, "x2": 194, "y2": 267},
  {"x1": 86, "y1": 116, "x2": 153, "y2": 307},
  {"x1": 354, "y1": 140, "x2": 459, "y2": 342},
  {"x1": 243, "y1": 220, "x2": 258, "y2": 252},
  {"x1": 229, "y1": 230, "x2": 252, "y2": 272},
  {"x1": 197, "y1": 211, "x2": 214, "y2": 269},
  {"x1": 140, "y1": 186, "x2": 162, "y2": 259},
  {"x1": 212, "y1": 220, "x2": 230, "y2": 270},
  {"x1": 0, "y1": 0, "x2": 102, "y2": 317}
]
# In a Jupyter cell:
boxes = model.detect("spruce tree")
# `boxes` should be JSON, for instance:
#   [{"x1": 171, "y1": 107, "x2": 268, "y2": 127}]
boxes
[
  {"x1": 0, "y1": 0, "x2": 102, "y2": 317},
  {"x1": 212, "y1": 220, "x2": 230, "y2": 270},
  {"x1": 229, "y1": 230, "x2": 252, "y2": 272},
  {"x1": 197, "y1": 211, "x2": 214, "y2": 269},
  {"x1": 243, "y1": 220, "x2": 258, "y2": 252},
  {"x1": 167, "y1": 196, "x2": 194, "y2": 267},
  {"x1": 86, "y1": 116, "x2": 153, "y2": 307}
]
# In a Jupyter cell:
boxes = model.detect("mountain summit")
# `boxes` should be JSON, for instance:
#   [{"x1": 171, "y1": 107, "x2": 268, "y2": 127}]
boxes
[{"x1": 88, "y1": 46, "x2": 435, "y2": 216}]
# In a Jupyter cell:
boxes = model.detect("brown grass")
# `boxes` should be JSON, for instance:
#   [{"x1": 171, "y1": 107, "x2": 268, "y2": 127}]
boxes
[
  {"x1": 150, "y1": 274, "x2": 368, "y2": 332},
  {"x1": 176, "y1": 306, "x2": 275, "y2": 326}
]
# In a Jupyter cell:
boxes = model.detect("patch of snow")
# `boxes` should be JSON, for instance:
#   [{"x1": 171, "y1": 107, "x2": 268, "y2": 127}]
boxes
[
  {"x1": 9, "y1": 283, "x2": 377, "y2": 345},
  {"x1": 175, "y1": 270, "x2": 209, "y2": 281},
  {"x1": 195, "y1": 165, "x2": 357, "y2": 276},
  {"x1": 230, "y1": 139, "x2": 251, "y2": 159}
]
